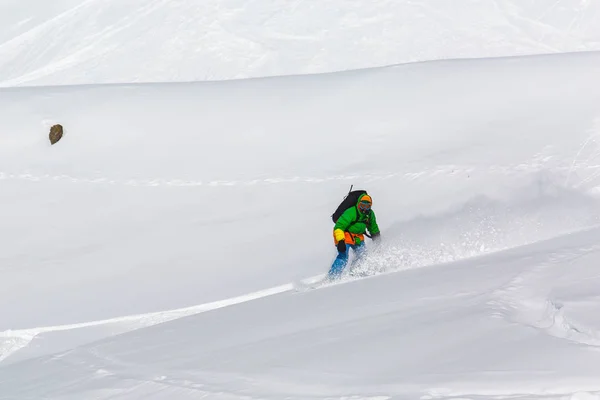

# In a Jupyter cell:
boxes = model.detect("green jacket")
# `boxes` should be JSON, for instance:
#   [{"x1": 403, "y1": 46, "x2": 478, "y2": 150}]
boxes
[{"x1": 333, "y1": 193, "x2": 380, "y2": 244}]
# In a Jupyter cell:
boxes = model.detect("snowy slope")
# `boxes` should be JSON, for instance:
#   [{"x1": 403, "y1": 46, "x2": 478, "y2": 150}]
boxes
[
  {"x1": 2, "y1": 49, "x2": 600, "y2": 399},
  {"x1": 1, "y1": 0, "x2": 600, "y2": 86},
  {"x1": 4, "y1": 227, "x2": 600, "y2": 400}
]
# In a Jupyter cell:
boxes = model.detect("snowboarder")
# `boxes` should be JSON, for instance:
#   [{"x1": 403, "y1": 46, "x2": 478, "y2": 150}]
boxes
[{"x1": 328, "y1": 191, "x2": 380, "y2": 279}]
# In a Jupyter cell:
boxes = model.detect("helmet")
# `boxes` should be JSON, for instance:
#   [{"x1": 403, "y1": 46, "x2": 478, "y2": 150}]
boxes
[{"x1": 358, "y1": 194, "x2": 372, "y2": 213}]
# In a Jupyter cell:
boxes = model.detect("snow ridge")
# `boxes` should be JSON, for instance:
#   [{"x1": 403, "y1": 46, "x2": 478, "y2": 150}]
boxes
[
  {"x1": 489, "y1": 244, "x2": 600, "y2": 347},
  {"x1": 0, "y1": 280, "x2": 322, "y2": 363}
]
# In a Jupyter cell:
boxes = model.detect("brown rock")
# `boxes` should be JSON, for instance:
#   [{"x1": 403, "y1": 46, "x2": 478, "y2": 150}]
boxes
[{"x1": 49, "y1": 124, "x2": 64, "y2": 145}]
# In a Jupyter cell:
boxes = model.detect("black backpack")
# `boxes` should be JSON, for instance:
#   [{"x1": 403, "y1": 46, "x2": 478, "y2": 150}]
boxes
[{"x1": 331, "y1": 185, "x2": 368, "y2": 223}]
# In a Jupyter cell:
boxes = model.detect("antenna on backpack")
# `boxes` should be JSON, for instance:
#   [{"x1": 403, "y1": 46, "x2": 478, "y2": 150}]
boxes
[{"x1": 342, "y1": 184, "x2": 353, "y2": 200}]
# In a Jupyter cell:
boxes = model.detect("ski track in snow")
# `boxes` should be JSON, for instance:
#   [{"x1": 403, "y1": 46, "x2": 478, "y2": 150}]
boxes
[
  {"x1": 0, "y1": 166, "x2": 481, "y2": 187},
  {"x1": 488, "y1": 244, "x2": 600, "y2": 348},
  {"x1": 2, "y1": 160, "x2": 600, "y2": 188},
  {"x1": 0, "y1": 275, "x2": 325, "y2": 364},
  {"x1": 0, "y1": 170, "x2": 412, "y2": 187}
]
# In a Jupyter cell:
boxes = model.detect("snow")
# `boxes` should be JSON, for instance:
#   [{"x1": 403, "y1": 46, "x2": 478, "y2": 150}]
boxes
[
  {"x1": 3, "y1": 2, "x2": 600, "y2": 399},
  {"x1": 1, "y1": 50, "x2": 600, "y2": 398},
  {"x1": 4, "y1": 229, "x2": 600, "y2": 399},
  {"x1": 1, "y1": 0, "x2": 600, "y2": 86}
]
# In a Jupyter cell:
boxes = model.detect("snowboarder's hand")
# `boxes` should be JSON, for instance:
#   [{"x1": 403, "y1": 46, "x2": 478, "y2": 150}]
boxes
[{"x1": 337, "y1": 241, "x2": 347, "y2": 252}]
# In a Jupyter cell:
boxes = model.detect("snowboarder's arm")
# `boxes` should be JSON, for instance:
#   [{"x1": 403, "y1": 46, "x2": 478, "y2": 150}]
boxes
[
  {"x1": 368, "y1": 211, "x2": 380, "y2": 235},
  {"x1": 333, "y1": 208, "x2": 356, "y2": 243}
]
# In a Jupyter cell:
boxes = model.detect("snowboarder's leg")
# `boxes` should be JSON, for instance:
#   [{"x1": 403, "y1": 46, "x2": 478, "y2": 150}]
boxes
[
  {"x1": 351, "y1": 241, "x2": 367, "y2": 267},
  {"x1": 328, "y1": 244, "x2": 349, "y2": 279}
]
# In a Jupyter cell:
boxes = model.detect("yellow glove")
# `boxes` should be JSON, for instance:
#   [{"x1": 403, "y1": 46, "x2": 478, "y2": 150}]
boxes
[{"x1": 333, "y1": 228, "x2": 345, "y2": 244}]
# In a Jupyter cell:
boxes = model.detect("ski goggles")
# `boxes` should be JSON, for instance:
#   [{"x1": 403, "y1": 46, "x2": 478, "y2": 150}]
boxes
[{"x1": 358, "y1": 201, "x2": 371, "y2": 212}]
